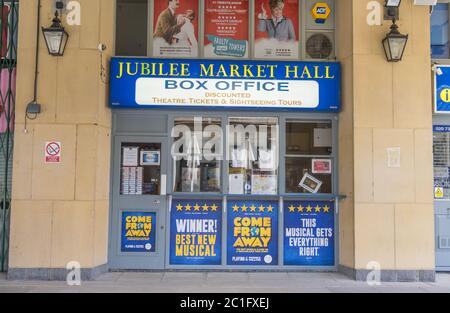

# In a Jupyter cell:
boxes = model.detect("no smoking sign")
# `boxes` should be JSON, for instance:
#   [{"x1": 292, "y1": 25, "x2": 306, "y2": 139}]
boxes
[{"x1": 45, "y1": 142, "x2": 62, "y2": 163}]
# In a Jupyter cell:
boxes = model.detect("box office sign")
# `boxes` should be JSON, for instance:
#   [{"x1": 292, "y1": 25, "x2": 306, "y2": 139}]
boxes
[
  {"x1": 170, "y1": 200, "x2": 222, "y2": 265},
  {"x1": 121, "y1": 212, "x2": 157, "y2": 253},
  {"x1": 284, "y1": 201, "x2": 334, "y2": 266},
  {"x1": 227, "y1": 200, "x2": 278, "y2": 266},
  {"x1": 110, "y1": 58, "x2": 341, "y2": 112}
]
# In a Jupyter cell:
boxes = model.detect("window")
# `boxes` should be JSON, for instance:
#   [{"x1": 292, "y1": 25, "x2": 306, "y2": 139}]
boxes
[
  {"x1": 227, "y1": 117, "x2": 278, "y2": 195},
  {"x1": 120, "y1": 142, "x2": 161, "y2": 195},
  {"x1": 172, "y1": 117, "x2": 222, "y2": 193},
  {"x1": 116, "y1": 0, "x2": 148, "y2": 56},
  {"x1": 285, "y1": 120, "x2": 333, "y2": 194},
  {"x1": 431, "y1": 2, "x2": 450, "y2": 59}
]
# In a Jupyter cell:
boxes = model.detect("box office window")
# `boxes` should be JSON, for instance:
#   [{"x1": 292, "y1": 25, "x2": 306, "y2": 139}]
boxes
[
  {"x1": 170, "y1": 117, "x2": 335, "y2": 195},
  {"x1": 228, "y1": 117, "x2": 279, "y2": 195},
  {"x1": 172, "y1": 117, "x2": 222, "y2": 193},
  {"x1": 285, "y1": 120, "x2": 333, "y2": 194}
]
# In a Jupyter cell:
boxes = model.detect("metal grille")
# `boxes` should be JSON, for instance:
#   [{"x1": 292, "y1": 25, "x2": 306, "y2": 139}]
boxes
[
  {"x1": 306, "y1": 34, "x2": 333, "y2": 60},
  {"x1": 0, "y1": 0, "x2": 18, "y2": 273}
]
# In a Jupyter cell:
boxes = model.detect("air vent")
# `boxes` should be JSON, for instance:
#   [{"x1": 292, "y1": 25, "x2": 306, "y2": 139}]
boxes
[{"x1": 306, "y1": 33, "x2": 334, "y2": 60}]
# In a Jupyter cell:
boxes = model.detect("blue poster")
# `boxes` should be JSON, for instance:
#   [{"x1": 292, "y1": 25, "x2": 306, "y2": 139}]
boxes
[
  {"x1": 284, "y1": 201, "x2": 335, "y2": 266},
  {"x1": 170, "y1": 200, "x2": 222, "y2": 265},
  {"x1": 207, "y1": 36, "x2": 247, "y2": 58},
  {"x1": 227, "y1": 200, "x2": 278, "y2": 266},
  {"x1": 110, "y1": 58, "x2": 341, "y2": 112},
  {"x1": 121, "y1": 212, "x2": 157, "y2": 252},
  {"x1": 435, "y1": 65, "x2": 450, "y2": 113}
]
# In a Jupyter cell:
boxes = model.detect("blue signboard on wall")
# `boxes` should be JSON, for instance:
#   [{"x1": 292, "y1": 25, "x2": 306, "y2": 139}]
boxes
[
  {"x1": 227, "y1": 200, "x2": 278, "y2": 266},
  {"x1": 121, "y1": 212, "x2": 157, "y2": 252},
  {"x1": 283, "y1": 201, "x2": 334, "y2": 266},
  {"x1": 170, "y1": 200, "x2": 222, "y2": 265},
  {"x1": 435, "y1": 65, "x2": 450, "y2": 113},
  {"x1": 110, "y1": 58, "x2": 341, "y2": 112}
]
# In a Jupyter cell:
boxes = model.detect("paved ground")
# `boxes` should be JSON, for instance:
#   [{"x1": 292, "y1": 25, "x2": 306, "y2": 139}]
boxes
[{"x1": 0, "y1": 272, "x2": 450, "y2": 293}]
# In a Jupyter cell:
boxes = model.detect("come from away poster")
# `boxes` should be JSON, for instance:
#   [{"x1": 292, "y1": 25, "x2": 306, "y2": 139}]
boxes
[
  {"x1": 170, "y1": 200, "x2": 222, "y2": 265},
  {"x1": 227, "y1": 200, "x2": 278, "y2": 266},
  {"x1": 284, "y1": 201, "x2": 335, "y2": 266},
  {"x1": 121, "y1": 212, "x2": 157, "y2": 252}
]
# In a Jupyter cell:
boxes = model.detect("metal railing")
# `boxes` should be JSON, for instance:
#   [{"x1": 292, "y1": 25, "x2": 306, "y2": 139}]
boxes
[{"x1": 0, "y1": 0, "x2": 18, "y2": 273}]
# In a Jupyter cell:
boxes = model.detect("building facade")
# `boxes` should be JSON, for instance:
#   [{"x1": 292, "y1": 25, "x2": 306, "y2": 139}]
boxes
[{"x1": 2, "y1": 0, "x2": 440, "y2": 281}]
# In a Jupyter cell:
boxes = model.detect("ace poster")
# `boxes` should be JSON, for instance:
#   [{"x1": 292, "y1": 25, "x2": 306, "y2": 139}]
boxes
[
  {"x1": 204, "y1": 0, "x2": 249, "y2": 58},
  {"x1": 153, "y1": 0, "x2": 199, "y2": 57},
  {"x1": 254, "y1": 0, "x2": 299, "y2": 59}
]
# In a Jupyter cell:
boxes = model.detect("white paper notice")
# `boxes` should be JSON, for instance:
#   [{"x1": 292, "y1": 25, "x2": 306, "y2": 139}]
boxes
[
  {"x1": 229, "y1": 174, "x2": 244, "y2": 194},
  {"x1": 123, "y1": 147, "x2": 139, "y2": 167},
  {"x1": 387, "y1": 147, "x2": 401, "y2": 168}
]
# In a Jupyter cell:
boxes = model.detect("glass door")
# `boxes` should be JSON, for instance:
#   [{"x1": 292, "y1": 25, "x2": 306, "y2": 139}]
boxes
[{"x1": 109, "y1": 136, "x2": 168, "y2": 270}]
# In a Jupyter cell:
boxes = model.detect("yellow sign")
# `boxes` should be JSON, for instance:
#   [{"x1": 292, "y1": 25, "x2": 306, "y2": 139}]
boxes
[
  {"x1": 435, "y1": 187, "x2": 444, "y2": 199},
  {"x1": 440, "y1": 88, "x2": 450, "y2": 103},
  {"x1": 311, "y1": 2, "x2": 331, "y2": 23}
]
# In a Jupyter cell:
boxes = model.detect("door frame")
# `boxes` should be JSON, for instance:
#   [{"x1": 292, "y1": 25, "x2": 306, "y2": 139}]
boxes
[{"x1": 108, "y1": 135, "x2": 169, "y2": 270}]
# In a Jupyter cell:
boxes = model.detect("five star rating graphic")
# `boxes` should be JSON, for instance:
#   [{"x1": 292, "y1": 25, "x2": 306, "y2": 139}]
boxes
[
  {"x1": 232, "y1": 204, "x2": 274, "y2": 213},
  {"x1": 287, "y1": 204, "x2": 331, "y2": 214},
  {"x1": 176, "y1": 203, "x2": 331, "y2": 213},
  {"x1": 176, "y1": 203, "x2": 219, "y2": 212}
]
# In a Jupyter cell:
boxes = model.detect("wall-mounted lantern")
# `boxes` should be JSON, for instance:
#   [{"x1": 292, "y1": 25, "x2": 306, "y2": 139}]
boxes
[
  {"x1": 382, "y1": 19, "x2": 408, "y2": 62},
  {"x1": 41, "y1": 11, "x2": 69, "y2": 56}
]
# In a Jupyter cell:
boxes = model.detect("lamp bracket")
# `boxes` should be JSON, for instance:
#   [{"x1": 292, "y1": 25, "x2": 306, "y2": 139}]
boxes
[
  {"x1": 50, "y1": 11, "x2": 63, "y2": 28},
  {"x1": 389, "y1": 19, "x2": 400, "y2": 34},
  {"x1": 54, "y1": 0, "x2": 68, "y2": 12},
  {"x1": 384, "y1": 6, "x2": 399, "y2": 20}
]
